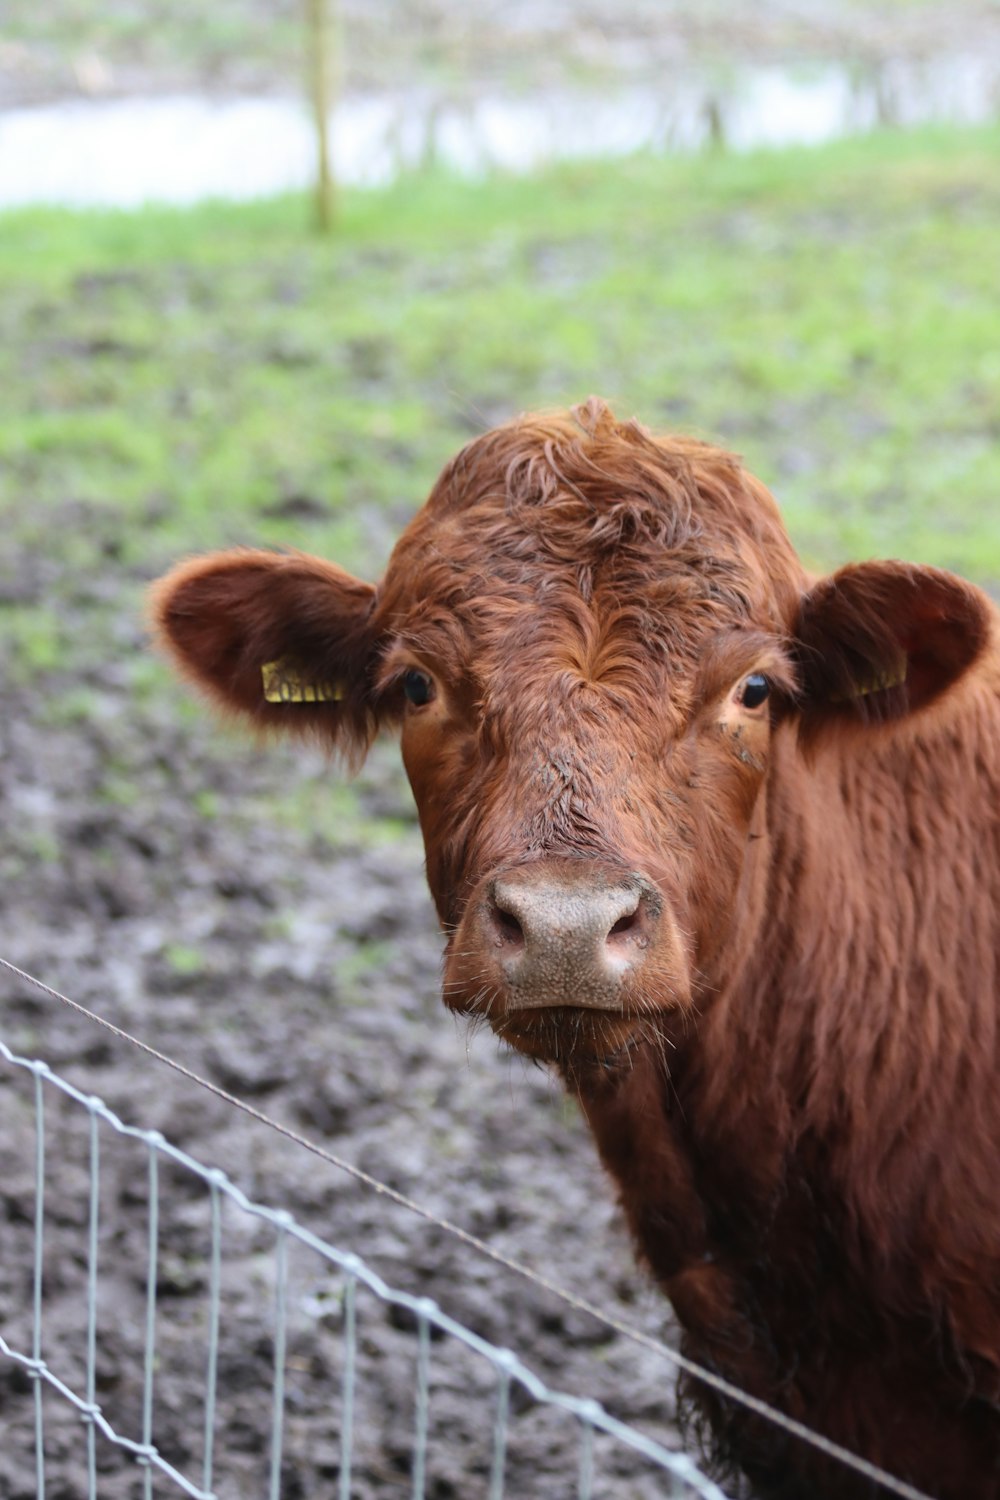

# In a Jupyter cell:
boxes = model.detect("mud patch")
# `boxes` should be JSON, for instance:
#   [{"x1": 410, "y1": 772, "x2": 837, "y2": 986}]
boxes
[{"x1": 0, "y1": 542, "x2": 695, "y2": 1496}]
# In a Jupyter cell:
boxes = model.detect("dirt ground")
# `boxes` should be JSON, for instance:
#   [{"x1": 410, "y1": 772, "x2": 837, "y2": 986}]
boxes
[{"x1": 0, "y1": 538, "x2": 713, "y2": 1498}]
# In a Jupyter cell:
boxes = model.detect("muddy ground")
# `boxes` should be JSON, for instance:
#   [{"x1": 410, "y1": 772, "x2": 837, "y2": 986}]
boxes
[{"x1": 0, "y1": 508, "x2": 715, "y2": 1498}]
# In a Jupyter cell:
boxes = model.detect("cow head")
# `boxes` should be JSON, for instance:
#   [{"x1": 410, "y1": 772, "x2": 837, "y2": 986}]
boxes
[{"x1": 152, "y1": 401, "x2": 990, "y2": 1072}]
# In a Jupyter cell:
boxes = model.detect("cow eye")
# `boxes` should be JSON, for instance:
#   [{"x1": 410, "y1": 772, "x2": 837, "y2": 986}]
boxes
[
  {"x1": 402, "y1": 669, "x2": 435, "y2": 707},
  {"x1": 740, "y1": 673, "x2": 771, "y2": 710}
]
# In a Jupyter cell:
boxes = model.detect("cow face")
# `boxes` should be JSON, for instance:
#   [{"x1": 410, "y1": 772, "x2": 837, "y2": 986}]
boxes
[
  {"x1": 369, "y1": 423, "x2": 806, "y2": 1069},
  {"x1": 152, "y1": 402, "x2": 990, "y2": 1072}
]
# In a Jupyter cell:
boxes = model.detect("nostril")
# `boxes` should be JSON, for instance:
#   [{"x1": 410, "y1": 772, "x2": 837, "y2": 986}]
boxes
[
  {"x1": 495, "y1": 906, "x2": 524, "y2": 944},
  {"x1": 608, "y1": 910, "x2": 639, "y2": 939},
  {"x1": 488, "y1": 892, "x2": 526, "y2": 952},
  {"x1": 605, "y1": 895, "x2": 651, "y2": 953}
]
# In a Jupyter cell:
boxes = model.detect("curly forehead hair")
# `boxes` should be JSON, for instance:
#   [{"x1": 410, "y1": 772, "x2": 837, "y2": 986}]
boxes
[{"x1": 385, "y1": 397, "x2": 806, "y2": 633}]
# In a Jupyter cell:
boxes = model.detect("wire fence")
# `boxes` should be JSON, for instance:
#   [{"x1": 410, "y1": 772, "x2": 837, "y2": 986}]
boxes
[
  {"x1": 0, "y1": 957, "x2": 939, "y2": 1500},
  {"x1": 0, "y1": 1033, "x2": 732, "y2": 1500}
]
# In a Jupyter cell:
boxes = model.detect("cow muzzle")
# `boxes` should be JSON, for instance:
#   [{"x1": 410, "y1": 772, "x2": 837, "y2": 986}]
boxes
[
  {"x1": 444, "y1": 859, "x2": 689, "y2": 1063},
  {"x1": 483, "y1": 865, "x2": 662, "y2": 1011}
]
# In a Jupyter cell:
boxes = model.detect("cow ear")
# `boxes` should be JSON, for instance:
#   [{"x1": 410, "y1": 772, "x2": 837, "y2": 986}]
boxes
[
  {"x1": 793, "y1": 560, "x2": 991, "y2": 730},
  {"x1": 150, "y1": 549, "x2": 383, "y2": 763}
]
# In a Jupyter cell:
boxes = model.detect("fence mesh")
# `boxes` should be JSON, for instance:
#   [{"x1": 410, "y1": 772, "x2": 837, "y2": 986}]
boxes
[{"x1": 0, "y1": 1035, "x2": 732, "y2": 1500}]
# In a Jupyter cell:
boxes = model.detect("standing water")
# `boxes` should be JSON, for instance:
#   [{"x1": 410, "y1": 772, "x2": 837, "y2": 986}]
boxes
[{"x1": 0, "y1": 51, "x2": 997, "y2": 208}]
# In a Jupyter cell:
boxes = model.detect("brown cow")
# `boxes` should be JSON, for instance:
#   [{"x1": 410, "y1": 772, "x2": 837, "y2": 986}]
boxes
[{"x1": 152, "y1": 399, "x2": 1000, "y2": 1498}]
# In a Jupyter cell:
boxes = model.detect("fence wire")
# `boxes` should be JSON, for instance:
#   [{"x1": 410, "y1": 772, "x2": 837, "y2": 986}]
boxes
[
  {"x1": 0, "y1": 955, "x2": 942, "y2": 1500},
  {"x1": 0, "y1": 1035, "x2": 731, "y2": 1500}
]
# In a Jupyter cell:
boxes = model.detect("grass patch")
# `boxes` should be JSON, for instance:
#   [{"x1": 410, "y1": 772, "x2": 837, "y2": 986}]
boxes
[
  {"x1": 2, "y1": 126, "x2": 998, "y2": 743},
  {"x1": 240, "y1": 752, "x2": 415, "y2": 851}
]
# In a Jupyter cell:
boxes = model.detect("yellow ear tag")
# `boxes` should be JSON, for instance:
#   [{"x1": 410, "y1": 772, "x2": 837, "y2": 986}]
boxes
[
  {"x1": 831, "y1": 659, "x2": 907, "y2": 704},
  {"x1": 262, "y1": 659, "x2": 344, "y2": 704},
  {"x1": 853, "y1": 660, "x2": 907, "y2": 699}
]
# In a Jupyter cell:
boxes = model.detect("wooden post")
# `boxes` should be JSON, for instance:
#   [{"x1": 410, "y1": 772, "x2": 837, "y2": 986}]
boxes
[{"x1": 306, "y1": 0, "x2": 335, "y2": 231}]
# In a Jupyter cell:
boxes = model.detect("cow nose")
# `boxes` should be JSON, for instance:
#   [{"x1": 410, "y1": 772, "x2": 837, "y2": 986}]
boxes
[{"x1": 484, "y1": 868, "x2": 661, "y2": 1011}]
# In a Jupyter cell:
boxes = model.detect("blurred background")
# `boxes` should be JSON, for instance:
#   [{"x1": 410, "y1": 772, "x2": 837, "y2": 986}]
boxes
[{"x1": 0, "y1": 2, "x2": 999, "y2": 1496}]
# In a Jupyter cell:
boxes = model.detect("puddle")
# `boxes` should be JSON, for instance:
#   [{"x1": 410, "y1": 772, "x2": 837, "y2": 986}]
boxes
[{"x1": 0, "y1": 51, "x2": 997, "y2": 208}]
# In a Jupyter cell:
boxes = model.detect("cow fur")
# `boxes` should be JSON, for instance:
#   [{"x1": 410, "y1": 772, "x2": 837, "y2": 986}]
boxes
[{"x1": 152, "y1": 400, "x2": 1000, "y2": 1498}]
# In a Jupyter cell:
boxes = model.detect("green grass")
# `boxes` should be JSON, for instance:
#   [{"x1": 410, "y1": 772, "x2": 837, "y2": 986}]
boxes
[
  {"x1": 2, "y1": 127, "x2": 998, "y2": 590},
  {"x1": 2, "y1": 125, "x2": 998, "y2": 842}
]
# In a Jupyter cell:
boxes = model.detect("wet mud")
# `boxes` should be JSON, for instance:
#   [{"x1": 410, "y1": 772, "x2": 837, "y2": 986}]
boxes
[{"x1": 0, "y1": 533, "x2": 698, "y2": 1496}]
